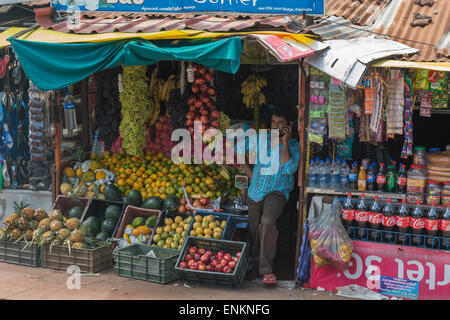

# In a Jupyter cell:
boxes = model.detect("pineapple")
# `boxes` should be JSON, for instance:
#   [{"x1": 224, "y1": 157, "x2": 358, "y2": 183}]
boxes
[
  {"x1": 28, "y1": 220, "x2": 39, "y2": 231},
  {"x1": 17, "y1": 216, "x2": 29, "y2": 230},
  {"x1": 4, "y1": 213, "x2": 20, "y2": 228},
  {"x1": 21, "y1": 207, "x2": 35, "y2": 220},
  {"x1": 49, "y1": 220, "x2": 63, "y2": 232},
  {"x1": 72, "y1": 242, "x2": 88, "y2": 249},
  {"x1": 56, "y1": 228, "x2": 71, "y2": 241},
  {"x1": 70, "y1": 229, "x2": 86, "y2": 243},
  {"x1": 24, "y1": 230, "x2": 33, "y2": 242},
  {"x1": 13, "y1": 201, "x2": 29, "y2": 214},
  {"x1": 41, "y1": 231, "x2": 55, "y2": 244},
  {"x1": 0, "y1": 225, "x2": 11, "y2": 240},
  {"x1": 9, "y1": 229, "x2": 23, "y2": 241},
  {"x1": 38, "y1": 218, "x2": 51, "y2": 232},
  {"x1": 48, "y1": 209, "x2": 64, "y2": 222},
  {"x1": 34, "y1": 209, "x2": 48, "y2": 221},
  {"x1": 65, "y1": 218, "x2": 80, "y2": 231}
]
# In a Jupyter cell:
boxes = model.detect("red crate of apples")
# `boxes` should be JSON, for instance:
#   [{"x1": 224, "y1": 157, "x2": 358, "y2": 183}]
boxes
[{"x1": 178, "y1": 246, "x2": 241, "y2": 274}]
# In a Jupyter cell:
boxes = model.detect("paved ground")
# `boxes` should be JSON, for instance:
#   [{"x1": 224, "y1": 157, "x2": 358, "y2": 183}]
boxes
[{"x1": 0, "y1": 262, "x2": 354, "y2": 300}]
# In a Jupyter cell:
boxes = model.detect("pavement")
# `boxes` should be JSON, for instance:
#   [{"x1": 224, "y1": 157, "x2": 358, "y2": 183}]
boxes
[{"x1": 0, "y1": 262, "x2": 355, "y2": 300}]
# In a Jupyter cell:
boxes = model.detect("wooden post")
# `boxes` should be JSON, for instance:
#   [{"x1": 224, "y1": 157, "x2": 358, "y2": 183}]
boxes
[
  {"x1": 53, "y1": 90, "x2": 62, "y2": 205},
  {"x1": 294, "y1": 60, "x2": 308, "y2": 280}
]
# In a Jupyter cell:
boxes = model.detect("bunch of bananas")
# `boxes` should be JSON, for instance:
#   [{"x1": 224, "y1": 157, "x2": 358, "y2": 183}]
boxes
[
  {"x1": 218, "y1": 112, "x2": 231, "y2": 135},
  {"x1": 241, "y1": 74, "x2": 267, "y2": 109},
  {"x1": 148, "y1": 71, "x2": 181, "y2": 125}
]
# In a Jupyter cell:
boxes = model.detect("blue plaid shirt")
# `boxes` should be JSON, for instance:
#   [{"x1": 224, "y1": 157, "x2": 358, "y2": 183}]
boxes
[{"x1": 248, "y1": 138, "x2": 299, "y2": 202}]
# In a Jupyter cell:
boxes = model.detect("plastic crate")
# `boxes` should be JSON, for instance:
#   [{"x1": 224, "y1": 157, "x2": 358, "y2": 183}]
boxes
[
  {"x1": 346, "y1": 226, "x2": 450, "y2": 251},
  {"x1": 52, "y1": 195, "x2": 91, "y2": 219},
  {"x1": 149, "y1": 211, "x2": 193, "y2": 250},
  {"x1": 41, "y1": 243, "x2": 113, "y2": 273},
  {"x1": 113, "y1": 244, "x2": 180, "y2": 284},
  {"x1": 187, "y1": 211, "x2": 235, "y2": 240},
  {"x1": 114, "y1": 205, "x2": 162, "y2": 244},
  {"x1": 0, "y1": 240, "x2": 41, "y2": 267},
  {"x1": 81, "y1": 198, "x2": 127, "y2": 241},
  {"x1": 175, "y1": 236, "x2": 250, "y2": 288}
]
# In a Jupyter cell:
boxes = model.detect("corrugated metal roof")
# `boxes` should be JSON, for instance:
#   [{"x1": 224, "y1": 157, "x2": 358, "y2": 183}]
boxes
[
  {"x1": 325, "y1": 0, "x2": 389, "y2": 26},
  {"x1": 303, "y1": 16, "x2": 373, "y2": 40},
  {"x1": 36, "y1": 10, "x2": 305, "y2": 34}
]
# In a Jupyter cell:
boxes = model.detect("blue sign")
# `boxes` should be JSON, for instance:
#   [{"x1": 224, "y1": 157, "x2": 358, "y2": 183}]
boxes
[
  {"x1": 380, "y1": 276, "x2": 419, "y2": 300},
  {"x1": 51, "y1": 0, "x2": 325, "y2": 15}
]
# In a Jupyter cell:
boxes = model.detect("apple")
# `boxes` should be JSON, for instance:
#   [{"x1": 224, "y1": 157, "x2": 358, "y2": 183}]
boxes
[
  {"x1": 210, "y1": 260, "x2": 218, "y2": 268},
  {"x1": 223, "y1": 253, "x2": 232, "y2": 261},
  {"x1": 179, "y1": 261, "x2": 188, "y2": 269},
  {"x1": 189, "y1": 262, "x2": 198, "y2": 270},
  {"x1": 220, "y1": 259, "x2": 228, "y2": 267},
  {"x1": 205, "y1": 264, "x2": 214, "y2": 272},
  {"x1": 200, "y1": 83, "x2": 209, "y2": 92},
  {"x1": 195, "y1": 77, "x2": 206, "y2": 85},
  {"x1": 187, "y1": 259, "x2": 196, "y2": 267},
  {"x1": 205, "y1": 250, "x2": 213, "y2": 257},
  {"x1": 215, "y1": 265, "x2": 224, "y2": 273},
  {"x1": 217, "y1": 251, "x2": 224, "y2": 258},
  {"x1": 199, "y1": 198, "x2": 208, "y2": 206},
  {"x1": 189, "y1": 247, "x2": 197, "y2": 255},
  {"x1": 227, "y1": 261, "x2": 236, "y2": 269},
  {"x1": 194, "y1": 253, "x2": 201, "y2": 261},
  {"x1": 211, "y1": 111, "x2": 220, "y2": 119},
  {"x1": 233, "y1": 257, "x2": 239, "y2": 263},
  {"x1": 200, "y1": 254, "x2": 209, "y2": 264},
  {"x1": 191, "y1": 84, "x2": 199, "y2": 93},
  {"x1": 185, "y1": 254, "x2": 193, "y2": 262},
  {"x1": 194, "y1": 100, "x2": 203, "y2": 108},
  {"x1": 197, "y1": 263, "x2": 206, "y2": 271},
  {"x1": 198, "y1": 248, "x2": 206, "y2": 255},
  {"x1": 235, "y1": 251, "x2": 241, "y2": 258},
  {"x1": 223, "y1": 266, "x2": 232, "y2": 273}
]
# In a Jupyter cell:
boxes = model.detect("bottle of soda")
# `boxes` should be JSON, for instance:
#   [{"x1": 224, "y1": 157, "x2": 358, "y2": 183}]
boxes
[
  {"x1": 358, "y1": 165, "x2": 367, "y2": 191},
  {"x1": 349, "y1": 162, "x2": 358, "y2": 190},
  {"x1": 381, "y1": 198, "x2": 397, "y2": 243},
  {"x1": 440, "y1": 203, "x2": 450, "y2": 238},
  {"x1": 386, "y1": 163, "x2": 397, "y2": 193},
  {"x1": 411, "y1": 200, "x2": 426, "y2": 247},
  {"x1": 367, "y1": 164, "x2": 376, "y2": 191},
  {"x1": 341, "y1": 192, "x2": 355, "y2": 237},
  {"x1": 397, "y1": 164, "x2": 407, "y2": 193},
  {"x1": 376, "y1": 163, "x2": 386, "y2": 192},
  {"x1": 368, "y1": 195, "x2": 383, "y2": 241},
  {"x1": 425, "y1": 202, "x2": 439, "y2": 249},
  {"x1": 396, "y1": 199, "x2": 411, "y2": 245},
  {"x1": 354, "y1": 195, "x2": 369, "y2": 239}
]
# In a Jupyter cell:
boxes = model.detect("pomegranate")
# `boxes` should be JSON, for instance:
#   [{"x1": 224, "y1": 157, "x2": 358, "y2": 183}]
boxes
[{"x1": 211, "y1": 111, "x2": 220, "y2": 119}]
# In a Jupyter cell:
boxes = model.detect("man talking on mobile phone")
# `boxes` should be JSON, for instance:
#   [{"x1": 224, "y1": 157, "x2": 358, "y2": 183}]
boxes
[{"x1": 241, "y1": 104, "x2": 299, "y2": 285}]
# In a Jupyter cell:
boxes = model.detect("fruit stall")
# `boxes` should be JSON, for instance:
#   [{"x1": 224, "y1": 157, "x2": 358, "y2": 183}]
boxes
[
  {"x1": 0, "y1": 21, "x2": 327, "y2": 287},
  {"x1": 295, "y1": 47, "x2": 450, "y2": 299}
]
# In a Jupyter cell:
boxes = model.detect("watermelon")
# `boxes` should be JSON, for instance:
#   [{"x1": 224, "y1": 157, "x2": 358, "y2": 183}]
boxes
[
  {"x1": 101, "y1": 219, "x2": 116, "y2": 236},
  {"x1": 69, "y1": 206, "x2": 84, "y2": 219},
  {"x1": 126, "y1": 190, "x2": 143, "y2": 207},
  {"x1": 163, "y1": 194, "x2": 179, "y2": 212},
  {"x1": 105, "y1": 205, "x2": 121, "y2": 223},
  {"x1": 95, "y1": 231, "x2": 109, "y2": 242},
  {"x1": 82, "y1": 217, "x2": 101, "y2": 237},
  {"x1": 142, "y1": 196, "x2": 163, "y2": 210},
  {"x1": 103, "y1": 184, "x2": 122, "y2": 202}
]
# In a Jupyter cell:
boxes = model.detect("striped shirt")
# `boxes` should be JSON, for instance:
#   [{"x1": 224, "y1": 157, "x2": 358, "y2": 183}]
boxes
[{"x1": 248, "y1": 138, "x2": 299, "y2": 202}]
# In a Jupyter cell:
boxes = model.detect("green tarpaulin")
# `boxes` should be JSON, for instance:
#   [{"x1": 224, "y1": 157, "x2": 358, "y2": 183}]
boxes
[{"x1": 8, "y1": 37, "x2": 242, "y2": 90}]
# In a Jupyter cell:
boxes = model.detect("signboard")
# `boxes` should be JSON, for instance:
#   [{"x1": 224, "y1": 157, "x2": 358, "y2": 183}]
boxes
[
  {"x1": 51, "y1": 0, "x2": 325, "y2": 15},
  {"x1": 310, "y1": 240, "x2": 450, "y2": 300}
]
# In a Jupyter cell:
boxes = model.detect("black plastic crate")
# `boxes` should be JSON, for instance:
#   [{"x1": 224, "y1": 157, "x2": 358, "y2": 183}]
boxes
[
  {"x1": 113, "y1": 244, "x2": 180, "y2": 284},
  {"x1": 346, "y1": 226, "x2": 450, "y2": 251},
  {"x1": 81, "y1": 198, "x2": 127, "y2": 241},
  {"x1": 187, "y1": 211, "x2": 235, "y2": 240},
  {"x1": 175, "y1": 236, "x2": 249, "y2": 288},
  {"x1": 149, "y1": 210, "x2": 193, "y2": 250},
  {"x1": 0, "y1": 240, "x2": 40, "y2": 267}
]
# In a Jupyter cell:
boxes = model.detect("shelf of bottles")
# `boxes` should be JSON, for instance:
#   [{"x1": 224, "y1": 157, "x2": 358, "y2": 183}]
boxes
[{"x1": 305, "y1": 187, "x2": 407, "y2": 200}]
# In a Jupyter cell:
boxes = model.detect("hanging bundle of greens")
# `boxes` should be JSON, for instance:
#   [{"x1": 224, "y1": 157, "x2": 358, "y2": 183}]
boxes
[{"x1": 119, "y1": 65, "x2": 150, "y2": 157}]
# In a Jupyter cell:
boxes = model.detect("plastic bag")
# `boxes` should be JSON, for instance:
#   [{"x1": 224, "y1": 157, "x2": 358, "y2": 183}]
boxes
[{"x1": 309, "y1": 198, "x2": 353, "y2": 270}]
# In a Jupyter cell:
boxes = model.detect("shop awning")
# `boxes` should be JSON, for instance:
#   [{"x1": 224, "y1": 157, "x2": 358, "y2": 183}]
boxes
[
  {"x1": 304, "y1": 36, "x2": 419, "y2": 88},
  {"x1": 8, "y1": 36, "x2": 243, "y2": 90},
  {"x1": 372, "y1": 60, "x2": 450, "y2": 72}
]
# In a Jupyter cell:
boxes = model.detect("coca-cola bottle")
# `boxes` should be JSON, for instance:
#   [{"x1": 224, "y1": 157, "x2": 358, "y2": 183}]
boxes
[
  {"x1": 425, "y1": 202, "x2": 439, "y2": 249},
  {"x1": 354, "y1": 195, "x2": 369, "y2": 239},
  {"x1": 411, "y1": 200, "x2": 426, "y2": 247},
  {"x1": 381, "y1": 198, "x2": 397, "y2": 243},
  {"x1": 397, "y1": 164, "x2": 407, "y2": 193},
  {"x1": 341, "y1": 192, "x2": 355, "y2": 237},
  {"x1": 396, "y1": 199, "x2": 411, "y2": 245},
  {"x1": 368, "y1": 196, "x2": 383, "y2": 241},
  {"x1": 440, "y1": 204, "x2": 450, "y2": 250},
  {"x1": 376, "y1": 163, "x2": 386, "y2": 192}
]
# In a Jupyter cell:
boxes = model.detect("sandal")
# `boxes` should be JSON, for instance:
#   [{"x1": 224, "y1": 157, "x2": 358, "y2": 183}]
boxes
[{"x1": 262, "y1": 274, "x2": 277, "y2": 284}]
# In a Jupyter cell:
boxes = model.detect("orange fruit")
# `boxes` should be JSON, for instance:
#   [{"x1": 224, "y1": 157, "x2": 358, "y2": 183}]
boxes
[{"x1": 118, "y1": 179, "x2": 126, "y2": 187}]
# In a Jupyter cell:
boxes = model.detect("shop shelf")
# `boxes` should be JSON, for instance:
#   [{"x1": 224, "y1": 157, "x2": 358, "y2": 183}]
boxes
[
  {"x1": 305, "y1": 187, "x2": 407, "y2": 200},
  {"x1": 113, "y1": 244, "x2": 179, "y2": 284},
  {"x1": 41, "y1": 243, "x2": 113, "y2": 273},
  {"x1": 175, "y1": 236, "x2": 250, "y2": 288},
  {"x1": 0, "y1": 240, "x2": 40, "y2": 267}
]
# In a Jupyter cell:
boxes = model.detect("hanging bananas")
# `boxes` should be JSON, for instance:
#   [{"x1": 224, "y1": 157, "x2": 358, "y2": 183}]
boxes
[
  {"x1": 148, "y1": 71, "x2": 180, "y2": 125},
  {"x1": 241, "y1": 74, "x2": 267, "y2": 109}
]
